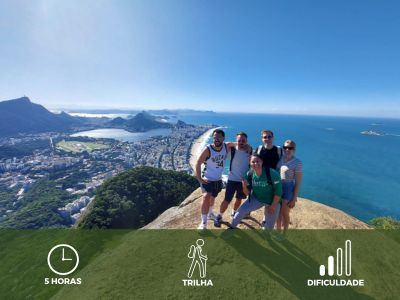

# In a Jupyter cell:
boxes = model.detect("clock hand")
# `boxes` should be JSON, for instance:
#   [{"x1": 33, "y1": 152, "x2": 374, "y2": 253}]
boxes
[{"x1": 62, "y1": 248, "x2": 73, "y2": 261}]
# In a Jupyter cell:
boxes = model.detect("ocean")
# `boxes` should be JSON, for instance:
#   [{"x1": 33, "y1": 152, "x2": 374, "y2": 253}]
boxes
[{"x1": 176, "y1": 113, "x2": 400, "y2": 222}]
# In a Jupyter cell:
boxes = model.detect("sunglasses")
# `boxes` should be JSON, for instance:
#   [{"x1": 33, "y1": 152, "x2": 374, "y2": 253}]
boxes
[
  {"x1": 262, "y1": 135, "x2": 273, "y2": 139},
  {"x1": 283, "y1": 146, "x2": 295, "y2": 150}
]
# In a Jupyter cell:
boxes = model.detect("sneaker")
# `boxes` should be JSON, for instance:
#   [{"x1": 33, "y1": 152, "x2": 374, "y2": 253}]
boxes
[
  {"x1": 208, "y1": 212, "x2": 216, "y2": 221},
  {"x1": 214, "y1": 215, "x2": 222, "y2": 227},
  {"x1": 197, "y1": 222, "x2": 207, "y2": 230},
  {"x1": 230, "y1": 211, "x2": 236, "y2": 218}
]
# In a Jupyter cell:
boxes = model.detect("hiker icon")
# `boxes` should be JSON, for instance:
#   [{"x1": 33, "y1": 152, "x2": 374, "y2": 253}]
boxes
[{"x1": 187, "y1": 239, "x2": 208, "y2": 278}]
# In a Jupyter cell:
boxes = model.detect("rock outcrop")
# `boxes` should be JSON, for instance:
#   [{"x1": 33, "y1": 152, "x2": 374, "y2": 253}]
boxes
[{"x1": 144, "y1": 188, "x2": 370, "y2": 229}]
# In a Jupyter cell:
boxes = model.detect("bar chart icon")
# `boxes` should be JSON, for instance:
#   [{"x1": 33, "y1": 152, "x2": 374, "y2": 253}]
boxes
[{"x1": 319, "y1": 240, "x2": 351, "y2": 276}]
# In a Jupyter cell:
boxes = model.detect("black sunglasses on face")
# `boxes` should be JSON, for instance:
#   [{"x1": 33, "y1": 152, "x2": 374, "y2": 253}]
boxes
[
  {"x1": 283, "y1": 146, "x2": 295, "y2": 150},
  {"x1": 262, "y1": 135, "x2": 273, "y2": 139}
]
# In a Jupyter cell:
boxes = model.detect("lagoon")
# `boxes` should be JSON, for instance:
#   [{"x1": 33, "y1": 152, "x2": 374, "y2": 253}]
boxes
[{"x1": 70, "y1": 128, "x2": 171, "y2": 142}]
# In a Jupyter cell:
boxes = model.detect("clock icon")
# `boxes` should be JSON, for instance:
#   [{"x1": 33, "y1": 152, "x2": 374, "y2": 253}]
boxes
[{"x1": 47, "y1": 244, "x2": 79, "y2": 276}]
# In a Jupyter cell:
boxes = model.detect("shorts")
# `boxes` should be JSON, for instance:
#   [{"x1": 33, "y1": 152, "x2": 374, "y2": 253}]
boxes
[
  {"x1": 201, "y1": 180, "x2": 223, "y2": 197},
  {"x1": 224, "y1": 180, "x2": 246, "y2": 202},
  {"x1": 282, "y1": 181, "x2": 295, "y2": 202}
]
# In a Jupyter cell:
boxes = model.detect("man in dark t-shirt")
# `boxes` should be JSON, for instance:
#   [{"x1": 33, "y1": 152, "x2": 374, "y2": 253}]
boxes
[
  {"x1": 255, "y1": 129, "x2": 282, "y2": 170},
  {"x1": 255, "y1": 129, "x2": 283, "y2": 226}
]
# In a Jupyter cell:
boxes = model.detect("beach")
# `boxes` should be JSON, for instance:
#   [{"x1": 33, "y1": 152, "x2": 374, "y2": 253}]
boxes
[{"x1": 189, "y1": 128, "x2": 215, "y2": 173}]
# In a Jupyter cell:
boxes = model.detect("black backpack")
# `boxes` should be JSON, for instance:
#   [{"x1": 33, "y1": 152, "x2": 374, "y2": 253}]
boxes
[{"x1": 256, "y1": 145, "x2": 283, "y2": 160}]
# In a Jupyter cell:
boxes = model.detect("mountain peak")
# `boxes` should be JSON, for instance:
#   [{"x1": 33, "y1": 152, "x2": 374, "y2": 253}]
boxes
[
  {"x1": 135, "y1": 111, "x2": 154, "y2": 119},
  {"x1": 0, "y1": 96, "x2": 31, "y2": 106},
  {"x1": 0, "y1": 96, "x2": 80, "y2": 137},
  {"x1": 18, "y1": 96, "x2": 31, "y2": 103}
]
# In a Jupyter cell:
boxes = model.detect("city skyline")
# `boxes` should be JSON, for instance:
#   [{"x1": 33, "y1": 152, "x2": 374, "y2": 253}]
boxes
[{"x1": 0, "y1": 0, "x2": 399, "y2": 118}]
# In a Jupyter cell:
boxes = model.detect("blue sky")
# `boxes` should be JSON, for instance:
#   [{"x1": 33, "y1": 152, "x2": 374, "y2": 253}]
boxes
[{"x1": 0, "y1": 0, "x2": 399, "y2": 117}]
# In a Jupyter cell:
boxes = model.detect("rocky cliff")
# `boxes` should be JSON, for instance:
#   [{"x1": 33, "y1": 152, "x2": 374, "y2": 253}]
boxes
[{"x1": 144, "y1": 188, "x2": 369, "y2": 229}]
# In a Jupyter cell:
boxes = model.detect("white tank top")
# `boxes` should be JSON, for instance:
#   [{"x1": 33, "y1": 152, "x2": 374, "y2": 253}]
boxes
[{"x1": 202, "y1": 143, "x2": 227, "y2": 181}]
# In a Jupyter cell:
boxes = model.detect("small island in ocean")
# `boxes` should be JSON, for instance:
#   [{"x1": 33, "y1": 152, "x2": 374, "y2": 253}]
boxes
[{"x1": 361, "y1": 130, "x2": 385, "y2": 136}]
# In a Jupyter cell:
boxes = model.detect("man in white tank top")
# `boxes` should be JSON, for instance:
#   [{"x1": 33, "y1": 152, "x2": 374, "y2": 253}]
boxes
[
  {"x1": 196, "y1": 129, "x2": 228, "y2": 230},
  {"x1": 214, "y1": 132, "x2": 252, "y2": 227}
]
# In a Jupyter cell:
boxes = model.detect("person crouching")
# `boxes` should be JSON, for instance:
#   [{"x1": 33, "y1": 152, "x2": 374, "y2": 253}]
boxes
[{"x1": 230, "y1": 154, "x2": 282, "y2": 229}]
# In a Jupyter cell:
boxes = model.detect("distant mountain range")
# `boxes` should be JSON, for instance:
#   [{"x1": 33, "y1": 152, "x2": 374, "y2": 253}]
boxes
[
  {"x1": 108, "y1": 111, "x2": 172, "y2": 132},
  {"x1": 0, "y1": 97, "x2": 83, "y2": 137},
  {"x1": 65, "y1": 108, "x2": 215, "y2": 115},
  {"x1": 0, "y1": 97, "x2": 190, "y2": 137}
]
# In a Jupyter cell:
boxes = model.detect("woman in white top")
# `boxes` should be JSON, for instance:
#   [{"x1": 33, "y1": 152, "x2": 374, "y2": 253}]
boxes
[{"x1": 276, "y1": 139, "x2": 303, "y2": 232}]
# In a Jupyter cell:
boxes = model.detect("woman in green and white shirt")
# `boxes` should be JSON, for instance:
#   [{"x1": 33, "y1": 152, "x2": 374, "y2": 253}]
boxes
[{"x1": 230, "y1": 154, "x2": 282, "y2": 229}]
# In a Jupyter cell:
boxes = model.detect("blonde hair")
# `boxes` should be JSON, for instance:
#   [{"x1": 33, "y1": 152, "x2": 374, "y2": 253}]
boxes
[{"x1": 284, "y1": 139, "x2": 296, "y2": 150}]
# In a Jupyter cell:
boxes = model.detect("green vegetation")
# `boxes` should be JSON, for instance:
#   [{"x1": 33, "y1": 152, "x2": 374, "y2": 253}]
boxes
[
  {"x1": 0, "y1": 185, "x2": 18, "y2": 216},
  {"x1": 368, "y1": 217, "x2": 400, "y2": 229},
  {"x1": 60, "y1": 170, "x2": 90, "y2": 190},
  {"x1": 56, "y1": 140, "x2": 109, "y2": 153},
  {"x1": 0, "y1": 179, "x2": 74, "y2": 229},
  {"x1": 49, "y1": 168, "x2": 91, "y2": 189},
  {"x1": 78, "y1": 166, "x2": 198, "y2": 228},
  {"x1": 0, "y1": 139, "x2": 51, "y2": 159}
]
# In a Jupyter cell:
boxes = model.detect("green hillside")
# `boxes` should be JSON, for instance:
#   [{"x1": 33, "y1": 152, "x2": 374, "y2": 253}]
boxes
[
  {"x1": 369, "y1": 217, "x2": 400, "y2": 229},
  {"x1": 78, "y1": 166, "x2": 198, "y2": 228},
  {"x1": 0, "y1": 180, "x2": 73, "y2": 229}
]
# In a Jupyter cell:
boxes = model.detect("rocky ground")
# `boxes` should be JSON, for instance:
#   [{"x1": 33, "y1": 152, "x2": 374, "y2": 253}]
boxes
[{"x1": 144, "y1": 188, "x2": 370, "y2": 229}]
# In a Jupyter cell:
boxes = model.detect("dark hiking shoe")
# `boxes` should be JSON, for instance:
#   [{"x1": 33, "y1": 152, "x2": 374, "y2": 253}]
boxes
[{"x1": 214, "y1": 215, "x2": 222, "y2": 227}]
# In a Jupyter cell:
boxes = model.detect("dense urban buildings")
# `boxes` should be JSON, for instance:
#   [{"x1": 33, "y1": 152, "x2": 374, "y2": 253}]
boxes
[{"x1": 0, "y1": 124, "x2": 212, "y2": 225}]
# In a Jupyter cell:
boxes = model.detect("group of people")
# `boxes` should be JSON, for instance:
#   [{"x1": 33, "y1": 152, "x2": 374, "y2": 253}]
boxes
[{"x1": 195, "y1": 129, "x2": 303, "y2": 233}]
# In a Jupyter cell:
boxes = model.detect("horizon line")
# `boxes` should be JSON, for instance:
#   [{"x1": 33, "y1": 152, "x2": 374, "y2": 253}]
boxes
[
  {"x1": 1, "y1": 96, "x2": 399, "y2": 120},
  {"x1": 60, "y1": 108, "x2": 400, "y2": 120}
]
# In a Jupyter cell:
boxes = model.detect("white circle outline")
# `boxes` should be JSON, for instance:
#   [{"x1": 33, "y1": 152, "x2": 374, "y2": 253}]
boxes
[{"x1": 47, "y1": 244, "x2": 79, "y2": 276}]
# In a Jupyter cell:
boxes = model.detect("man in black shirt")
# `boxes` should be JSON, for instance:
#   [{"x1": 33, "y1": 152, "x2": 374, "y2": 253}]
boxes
[
  {"x1": 255, "y1": 129, "x2": 283, "y2": 226},
  {"x1": 255, "y1": 129, "x2": 282, "y2": 171}
]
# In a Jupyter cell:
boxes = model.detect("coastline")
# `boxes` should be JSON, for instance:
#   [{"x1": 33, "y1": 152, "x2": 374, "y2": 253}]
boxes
[{"x1": 189, "y1": 128, "x2": 216, "y2": 173}]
